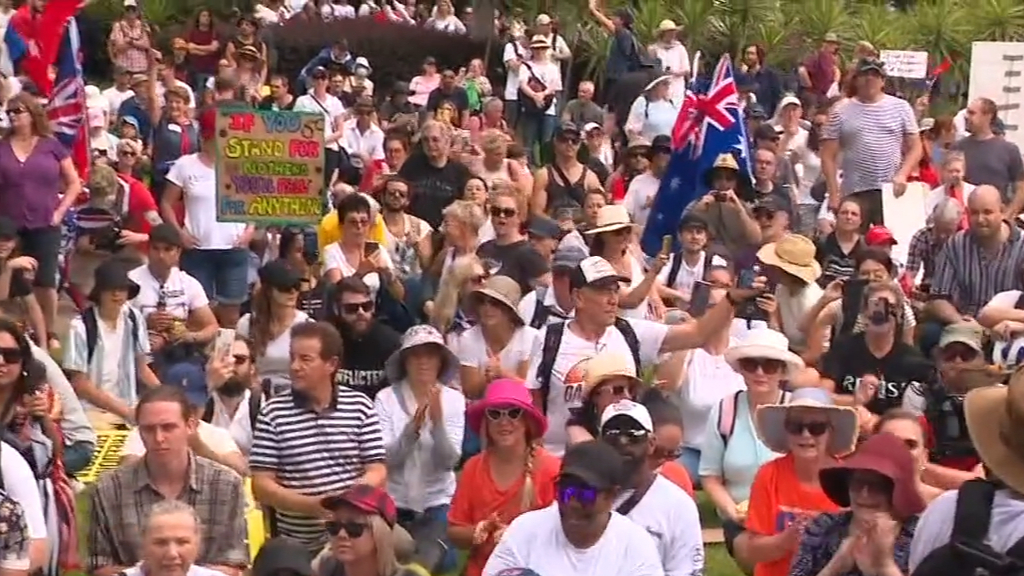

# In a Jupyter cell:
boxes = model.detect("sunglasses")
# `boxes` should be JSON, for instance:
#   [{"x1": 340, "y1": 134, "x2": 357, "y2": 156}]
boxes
[
  {"x1": 341, "y1": 301, "x2": 374, "y2": 314},
  {"x1": 485, "y1": 407, "x2": 523, "y2": 421},
  {"x1": 783, "y1": 420, "x2": 831, "y2": 436},
  {"x1": 849, "y1": 473, "x2": 892, "y2": 494},
  {"x1": 490, "y1": 206, "x2": 517, "y2": 219},
  {"x1": 0, "y1": 347, "x2": 23, "y2": 364},
  {"x1": 6, "y1": 107, "x2": 26, "y2": 116},
  {"x1": 942, "y1": 346, "x2": 978, "y2": 363},
  {"x1": 232, "y1": 354, "x2": 250, "y2": 365},
  {"x1": 653, "y1": 446, "x2": 683, "y2": 460},
  {"x1": 555, "y1": 483, "x2": 599, "y2": 506},
  {"x1": 601, "y1": 427, "x2": 648, "y2": 444},
  {"x1": 597, "y1": 384, "x2": 630, "y2": 397},
  {"x1": 325, "y1": 520, "x2": 369, "y2": 538},
  {"x1": 737, "y1": 357, "x2": 785, "y2": 375},
  {"x1": 345, "y1": 218, "x2": 370, "y2": 228},
  {"x1": 312, "y1": 74, "x2": 328, "y2": 81},
  {"x1": 556, "y1": 136, "x2": 580, "y2": 145}
]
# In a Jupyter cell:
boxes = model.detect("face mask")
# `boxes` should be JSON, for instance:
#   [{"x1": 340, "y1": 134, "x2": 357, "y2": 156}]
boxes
[{"x1": 219, "y1": 377, "x2": 249, "y2": 398}]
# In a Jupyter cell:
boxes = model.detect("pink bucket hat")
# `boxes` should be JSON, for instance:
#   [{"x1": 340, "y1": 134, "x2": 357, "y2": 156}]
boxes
[{"x1": 466, "y1": 379, "x2": 547, "y2": 438}]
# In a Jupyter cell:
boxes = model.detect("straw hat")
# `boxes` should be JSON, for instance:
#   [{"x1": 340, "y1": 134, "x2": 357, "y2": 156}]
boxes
[
  {"x1": 237, "y1": 45, "x2": 262, "y2": 61},
  {"x1": 703, "y1": 153, "x2": 741, "y2": 187},
  {"x1": 581, "y1": 353, "x2": 643, "y2": 399},
  {"x1": 656, "y1": 19, "x2": 679, "y2": 33},
  {"x1": 755, "y1": 387, "x2": 859, "y2": 456},
  {"x1": 468, "y1": 275, "x2": 523, "y2": 325},
  {"x1": 584, "y1": 205, "x2": 635, "y2": 235},
  {"x1": 964, "y1": 370, "x2": 1024, "y2": 494},
  {"x1": 384, "y1": 325, "x2": 460, "y2": 385},
  {"x1": 643, "y1": 75, "x2": 673, "y2": 92},
  {"x1": 529, "y1": 35, "x2": 551, "y2": 49},
  {"x1": 756, "y1": 234, "x2": 822, "y2": 285},
  {"x1": 723, "y1": 328, "x2": 805, "y2": 377}
]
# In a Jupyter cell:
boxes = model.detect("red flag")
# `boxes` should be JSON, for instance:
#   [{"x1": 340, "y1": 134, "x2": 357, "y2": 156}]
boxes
[
  {"x1": 930, "y1": 55, "x2": 954, "y2": 78},
  {"x1": 9, "y1": 0, "x2": 81, "y2": 97}
]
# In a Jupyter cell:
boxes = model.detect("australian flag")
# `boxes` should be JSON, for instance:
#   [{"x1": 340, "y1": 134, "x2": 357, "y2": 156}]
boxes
[
  {"x1": 48, "y1": 17, "x2": 89, "y2": 180},
  {"x1": 640, "y1": 54, "x2": 752, "y2": 256}
]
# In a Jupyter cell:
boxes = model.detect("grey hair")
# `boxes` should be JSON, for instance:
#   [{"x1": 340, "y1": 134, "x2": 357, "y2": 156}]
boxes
[
  {"x1": 144, "y1": 500, "x2": 204, "y2": 540},
  {"x1": 930, "y1": 197, "x2": 964, "y2": 225},
  {"x1": 942, "y1": 150, "x2": 966, "y2": 168}
]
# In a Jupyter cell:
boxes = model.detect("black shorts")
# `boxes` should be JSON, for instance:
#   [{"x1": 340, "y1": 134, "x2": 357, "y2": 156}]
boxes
[{"x1": 18, "y1": 226, "x2": 61, "y2": 289}]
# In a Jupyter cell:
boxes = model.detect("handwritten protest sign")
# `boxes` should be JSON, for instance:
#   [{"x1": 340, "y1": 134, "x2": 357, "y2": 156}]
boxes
[
  {"x1": 879, "y1": 50, "x2": 929, "y2": 79},
  {"x1": 215, "y1": 109, "x2": 326, "y2": 224}
]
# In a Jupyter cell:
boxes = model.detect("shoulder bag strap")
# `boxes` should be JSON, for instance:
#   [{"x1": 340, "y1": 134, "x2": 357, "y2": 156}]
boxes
[
  {"x1": 951, "y1": 479, "x2": 997, "y2": 543},
  {"x1": 616, "y1": 473, "x2": 657, "y2": 516}
]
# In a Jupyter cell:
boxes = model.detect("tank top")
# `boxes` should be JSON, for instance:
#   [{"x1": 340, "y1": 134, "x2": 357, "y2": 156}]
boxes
[
  {"x1": 477, "y1": 159, "x2": 514, "y2": 189},
  {"x1": 544, "y1": 163, "x2": 588, "y2": 219},
  {"x1": 678, "y1": 344, "x2": 745, "y2": 448}
]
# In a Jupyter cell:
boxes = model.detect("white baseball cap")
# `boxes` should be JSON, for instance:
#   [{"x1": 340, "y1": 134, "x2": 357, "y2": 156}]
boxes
[
  {"x1": 600, "y1": 400, "x2": 654, "y2": 433},
  {"x1": 569, "y1": 256, "x2": 629, "y2": 289}
]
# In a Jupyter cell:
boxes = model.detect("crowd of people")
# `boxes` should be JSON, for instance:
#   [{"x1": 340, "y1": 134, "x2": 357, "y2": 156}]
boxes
[{"x1": 0, "y1": 0, "x2": 1023, "y2": 576}]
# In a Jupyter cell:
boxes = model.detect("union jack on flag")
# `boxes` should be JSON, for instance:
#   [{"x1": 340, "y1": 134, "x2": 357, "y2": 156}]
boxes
[
  {"x1": 48, "y1": 17, "x2": 89, "y2": 179},
  {"x1": 641, "y1": 54, "x2": 752, "y2": 257}
]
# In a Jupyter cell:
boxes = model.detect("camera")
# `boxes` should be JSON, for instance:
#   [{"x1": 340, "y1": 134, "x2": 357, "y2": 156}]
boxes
[{"x1": 713, "y1": 191, "x2": 728, "y2": 202}]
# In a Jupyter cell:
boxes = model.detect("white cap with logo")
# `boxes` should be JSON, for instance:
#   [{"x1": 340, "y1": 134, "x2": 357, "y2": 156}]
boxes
[{"x1": 600, "y1": 400, "x2": 654, "y2": 433}]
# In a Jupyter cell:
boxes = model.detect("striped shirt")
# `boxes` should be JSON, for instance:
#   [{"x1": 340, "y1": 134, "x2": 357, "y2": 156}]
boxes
[
  {"x1": 932, "y1": 224, "x2": 1024, "y2": 316},
  {"x1": 249, "y1": 384, "x2": 385, "y2": 549},
  {"x1": 904, "y1": 226, "x2": 951, "y2": 283},
  {"x1": 62, "y1": 305, "x2": 150, "y2": 411},
  {"x1": 815, "y1": 233, "x2": 865, "y2": 287},
  {"x1": 822, "y1": 95, "x2": 918, "y2": 195}
]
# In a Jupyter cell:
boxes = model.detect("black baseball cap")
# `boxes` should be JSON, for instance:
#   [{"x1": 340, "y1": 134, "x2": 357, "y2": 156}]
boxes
[
  {"x1": 258, "y1": 259, "x2": 302, "y2": 292},
  {"x1": 555, "y1": 121, "x2": 581, "y2": 139},
  {"x1": 678, "y1": 212, "x2": 708, "y2": 231},
  {"x1": 558, "y1": 440, "x2": 624, "y2": 490},
  {"x1": 148, "y1": 223, "x2": 183, "y2": 248},
  {"x1": 754, "y1": 123, "x2": 781, "y2": 142},
  {"x1": 527, "y1": 216, "x2": 562, "y2": 240},
  {"x1": 650, "y1": 134, "x2": 672, "y2": 156},
  {"x1": 310, "y1": 66, "x2": 328, "y2": 79}
]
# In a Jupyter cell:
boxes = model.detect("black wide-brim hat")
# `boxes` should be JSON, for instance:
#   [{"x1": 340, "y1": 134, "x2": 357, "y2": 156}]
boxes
[{"x1": 88, "y1": 259, "x2": 140, "y2": 303}]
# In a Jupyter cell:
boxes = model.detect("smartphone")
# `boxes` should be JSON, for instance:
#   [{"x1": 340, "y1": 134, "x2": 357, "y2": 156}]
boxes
[
  {"x1": 713, "y1": 191, "x2": 728, "y2": 202},
  {"x1": 688, "y1": 281, "x2": 712, "y2": 317},
  {"x1": 213, "y1": 328, "x2": 236, "y2": 361},
  {"x1": 363, "y1": 241, "x2": 380, "y2": 257},
  {"x1": 661, "y1": 235, "x2": 673, "y2": 255},
  {"x1": 738, "y1": 263, "x2": 761, "y2": 290},
  {"x1": 839, "y1": 278, "x2": 869, "y2": 336}
]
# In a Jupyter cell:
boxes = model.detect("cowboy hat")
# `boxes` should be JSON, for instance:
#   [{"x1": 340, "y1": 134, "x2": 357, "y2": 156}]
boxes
[
  {"x1": 656, "y1": 19, "x2": 678, "y2": 33},
  {"x1": 466, "y1": 378, "x2": 548, "y2": 438},
  {"x1": 964, "y1": 370, "x2": 1024, "y2": 494},
  {"x1": 581, "y1": 353, "x2": 643, "y2": 399},
  {"x1": 819, "y1": 432, "x2": 926, "y2": 520},
  {"x1": 702, "y1": 153, "x2": 741, "y2": 187},
  {"x1": 724, "y1": 328, "x2": 805, "y2": 377},
  {"x1": 757, "y1": 234, "x2": 822, "y2": 285},
  {"x1": 584, "y1": 205, "x2": 636, "y2": 235},
  {"x1": 468, "y1": 275, "x2": 524, "y2": 325},
  {"x1": 755, "y1": 387, "x2": 859, "y2": 456},
  {"x1": 384, "y1": 325, "x2": 460, "y2": 385}
]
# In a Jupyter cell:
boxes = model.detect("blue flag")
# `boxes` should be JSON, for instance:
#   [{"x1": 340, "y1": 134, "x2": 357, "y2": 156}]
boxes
[{"x1": 640, "y1": 55, "x2": 753, "y2": 257}]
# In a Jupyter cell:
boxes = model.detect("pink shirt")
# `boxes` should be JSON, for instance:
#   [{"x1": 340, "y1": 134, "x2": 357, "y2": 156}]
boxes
[{"x1": 409, "y1": 74, "x2": 441, "y2": 108}]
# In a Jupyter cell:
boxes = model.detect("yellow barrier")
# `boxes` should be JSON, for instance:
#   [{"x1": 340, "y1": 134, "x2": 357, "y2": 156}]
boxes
[{"x1": 81, "y1": 431, "x2": 267, "y2": 560}]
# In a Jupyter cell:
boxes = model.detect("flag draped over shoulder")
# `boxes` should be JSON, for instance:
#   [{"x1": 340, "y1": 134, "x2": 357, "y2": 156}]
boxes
[{"x1": 640, "y1": 54, "x2": 753, "y2": 257}]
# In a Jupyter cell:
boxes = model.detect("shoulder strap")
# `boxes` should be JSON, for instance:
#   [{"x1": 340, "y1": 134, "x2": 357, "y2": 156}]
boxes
[
  {"x1": 666, "y1": 251, "x2": 685, "y2": 289},
  {"x1": 200, "y1": 398, "x2": 215, "y2": 423},
  {"x1": 530, "y1": 287, "x2": 550, "y2": 329},
  {"x1": 1014, "y1": 291, "x2": 1024, "y2": 310},
  {"x1": 84, "y1": 307, "x2": 99, "y2": 363},
  {"x1": 718, "y1": 390, "x2": 743, "y2": 442},
  {"x1": 952, "y1": 479, "x2": 997, "y2": 544},
  {"x1": 535, "y1": 322, "x2": 567, "y2": 414},
  {"x1": 616, "y1": 473, "x2": 656, "y2": 516},
  {"x1": 614, "y1": 317, "x2": 643, "y2": 375},
  {"x1": 249, "y1": 388, "x2": 263, "y2": 431},
  {"x1": 128, "y1": 308, "x2": 140, "y2": 352}
]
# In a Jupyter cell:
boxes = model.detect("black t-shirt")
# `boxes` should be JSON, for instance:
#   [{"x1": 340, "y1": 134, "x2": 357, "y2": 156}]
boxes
[
  {"x1": 477, "y1": 239, "x2": 549, "y2": 294},
  {"x1": 815, "y1": 233, "x2": 866, "y2": 287},
  {"x1": 336, "y1": 322, "x2": 402, "y2": 399},
  {"x1": 821, "y1": 333, "x2": 937, "y2": 415},
  {"x1": 426, "y1": 87, "x2": 470, "y2": 115},
  {"x1": 398, "y1": 153, "x2": 472, "y2": 229}
]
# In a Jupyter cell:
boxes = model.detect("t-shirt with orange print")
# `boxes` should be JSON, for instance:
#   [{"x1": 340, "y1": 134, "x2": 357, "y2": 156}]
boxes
[
  {"x1": 745, "y1": 454, "x2": 841, "y2": 576},
  {"x1": 448, "y1": 448, "x2": 561, "y2": 576},
  {"x1": 657, "y1": 461, "x2": 695, "y2": 499}
]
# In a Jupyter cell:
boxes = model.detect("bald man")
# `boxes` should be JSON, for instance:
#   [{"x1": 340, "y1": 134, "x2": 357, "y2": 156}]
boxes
[
  {"x1": 951, "y1": 98, "x2": 1024, "y2": 216},
  {"x1": 923, "y1": 184, "x2": 1024, "y2": 353}
]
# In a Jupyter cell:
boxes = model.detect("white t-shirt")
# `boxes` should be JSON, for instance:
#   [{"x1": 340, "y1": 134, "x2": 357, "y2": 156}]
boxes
[
  {"x1": 156, "y1": 79, "x2": 197, "y2": 108},
  {"x1": 674, "y1": 345, "x2": 745, "y2": 449},
  {"x1": 102, "y1": 86, "x2": 135, "y2": 118},
  {"x1": 209, "y1": 390, "x2": 257, "y2": 455},
  {"x1": 122, "y1": 564, "x2": 230, "y2": 576},
  {"x1": 909, "y1": 488, "x2": 1024, "y2": 573},
  {"x1": 526, "y1": 318, "x2": 668, "y2": 455},
  {"x1": 98, "y1": 317, "x2": 126, "y2": 399},
  {"x1": 128, "y1": 265, "x2": 210, "y2": 321},
  {"x1": 320, "y1": 2, "x2": 355, "y2": 19},
  {"x1": 614, "y1": 475, "x2": 704, "y2": 576},
  {"x1": 502, "y1": 41, "x2": 527, "y2": 101},
  {"x1": 620, "y1": 254, "x2": 651, "y2": 321},
  {"x1": 456, "y1": 325, "x2": 539, "y2": 373},
  {"x1": 341, "y1": 119, "x2": 385, "y2": 160},
  {"x1": 518, "y1": 59, "x2": 562, "y2": 116},
  {"x1": 517, "y1": 285, "x2": 574, "y2": 328},
  {"x1": 775, "y1": 281, "x2": 824, "y2": 347},
  {"x1": 623, "y1": 173, "x2": 660, "y2": 230},
  {"x1": 123, "y1": 420, "x2": 241, "y2": 457},
  {"x1": 0, "y1": 442, "x2": 46, "y2": 540},
  {"x1": 166, "y1": 154, "x2": 247, "y2": 249},
  {"x1": 293, "y1": 92, "x2": 346, "y2": 151},
  {"x1": 482, "y1": 503, "x2": 665, "y2": 576},
  {"x1": 237, "y1": 311, "x2": 311, "y2": 396},
  {"x1": 322, "y1": 243, "x2": 395, "y2": 300}
]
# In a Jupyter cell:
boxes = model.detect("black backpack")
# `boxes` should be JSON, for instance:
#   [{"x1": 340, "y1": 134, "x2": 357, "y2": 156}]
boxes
[
  {"x1": 528, "y1": 286, "x2": 571, "y2": 329},
  {"x1": 83, "y1": 306, "x2": 142, "y2": 363},
  {"x1": 912, "y1": 480, "x2": 1024, "y2": 576},
  {"x1": 534, "y1": 318, "x2": 642, "y2": 413}
]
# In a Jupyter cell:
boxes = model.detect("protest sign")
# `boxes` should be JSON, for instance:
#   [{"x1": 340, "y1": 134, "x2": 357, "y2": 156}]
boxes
[
  {"x1": 879, "y1": 50, "x2": 929, "y2": 79},
  {"x1": 215, "y1": 109, "x2": 326, "y2": 225}
]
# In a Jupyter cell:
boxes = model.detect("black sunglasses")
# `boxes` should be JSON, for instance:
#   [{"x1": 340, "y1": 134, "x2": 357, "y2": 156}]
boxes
[
  {"x1": 325, "y1": 520, "x2": 369, "y2": 538},
  {"x1": 341, "y1": 301, "x2": 374, "y2": 314},
  {"x1": 602, "y1": 427, "x2": 648, "y2": 444},
  {"x1": 737, "y1": 357, "x2": 785, "y2": 375},
  {"x1": 653, "y1": 446, "x2": 683, "y2": 460},
  {"x1": 490, "y1": 206, "x2": 517, "y2": 219},
  {"x1": 556, "y1": 135, "x2": 580, "y2": 145},
  {"x1": 0, "y1": 347, "x2": 23, "y2": 364},
  {"x1": 232, "y1": 354, "x2": 250, "y2": 366},
  {"x1": 783, "y1": 420, "x2": 831, "y2": 437}
]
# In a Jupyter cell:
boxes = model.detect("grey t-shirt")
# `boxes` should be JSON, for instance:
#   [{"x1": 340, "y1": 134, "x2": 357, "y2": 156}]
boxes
[
  {"x1": 563, "y1": 98, "x2": 605, "y2": 127},
  {"x1": 951, "y1": 136, "x2": 1024, "y2": 202}
]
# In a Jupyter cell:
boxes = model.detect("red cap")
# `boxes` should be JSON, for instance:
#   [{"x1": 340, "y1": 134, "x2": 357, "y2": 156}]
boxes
[
  {"x1": 865, "y1": 225, "x2": 897, "y2": 246},
  {"x1": 320, "y1": 484, "x2": 397, "y2": 527}
]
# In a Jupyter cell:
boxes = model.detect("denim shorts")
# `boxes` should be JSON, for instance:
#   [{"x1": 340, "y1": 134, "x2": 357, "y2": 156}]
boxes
[{"x1": 180, "y1": 248, "x2": 249, "y2": 305}]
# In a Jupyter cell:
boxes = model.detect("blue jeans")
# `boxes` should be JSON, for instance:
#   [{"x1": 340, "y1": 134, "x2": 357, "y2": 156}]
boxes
[
  {"x1": 678, "y1": 446, "x2": 702, "y2": 490},
  {"x1": 63, "y1": 441, "x2": 96, "y2": 475},
  {"x1": 521, "y1": 113, "x2": 557, "y2": 166},
  {"x1": 396, "y1": 504, "x2": 457, "y2": 574},
  {"x1": 180, "y1": 248, "x2": 250, "y2": 305}
]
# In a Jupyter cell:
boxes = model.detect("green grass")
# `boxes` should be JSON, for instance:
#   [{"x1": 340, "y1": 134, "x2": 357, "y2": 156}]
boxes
[{"x1": 69, "y1": 490, "x2": 744, "y2": 576}]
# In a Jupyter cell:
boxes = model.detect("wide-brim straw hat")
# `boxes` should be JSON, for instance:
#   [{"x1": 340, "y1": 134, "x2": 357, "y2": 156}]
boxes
[
  {"x1": 529, "y1": 34, "x2": 551, "y2": 49},
  {"x1": 656, "y1": 19, "x2": 679, "y2": 33},
  {"x1": 755, "y1": 387, "x2": 859, "y2": 457},
  {"x1": 584, "y1": 204, "x2": 636, "y2": 235},
  {"x1": 643, "y1": 74, "x2": 673, "y2": 92},
  {"x1": 468, "y1": 275, "x2": 524, "y2": 326},
  {"x1": 384, "y1": 325, "x2": 460, "y2": 385},
  {"x1": 756, "y1": 234, "x2": 822, "y2": 285},
  {"x1": 703, "y1": 153, "x2": 741, "y2": 187},
  {"x1": 723, "y1": 327, "x2": 805, "y2": 377},
  {"x1": 964, "y1": 369, "x2": 1024, "y2": 495},
  {"x1": 580, "y1": 352, "x2": 643, "y2": 399}
]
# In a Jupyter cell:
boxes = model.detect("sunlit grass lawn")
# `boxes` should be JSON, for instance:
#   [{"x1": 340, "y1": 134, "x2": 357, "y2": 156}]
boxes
[{"x1": 71, "y1": 490, "x2": 744, "y2": 576}]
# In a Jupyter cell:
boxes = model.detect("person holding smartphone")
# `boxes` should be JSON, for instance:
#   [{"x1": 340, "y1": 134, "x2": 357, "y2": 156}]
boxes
[{"x1": 324, "y1": 194, "x2": 404, "y2": 305}]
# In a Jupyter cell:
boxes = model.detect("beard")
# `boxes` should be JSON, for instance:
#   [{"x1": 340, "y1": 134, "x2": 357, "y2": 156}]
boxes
[{"x1": 219, "y1": 377, "x2": 250, "y2": 398}]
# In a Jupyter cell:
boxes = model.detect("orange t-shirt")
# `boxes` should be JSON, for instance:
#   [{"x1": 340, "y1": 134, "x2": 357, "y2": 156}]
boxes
[
  {"x1": 657, "y1": 461, "x2": 695, "y2": 499},
  {"x1": 448, "y1": 449, "x2": 561, "y2": 576},
  {"x1": 745, "y1": 454, "x2": 841, "y2": 576}
]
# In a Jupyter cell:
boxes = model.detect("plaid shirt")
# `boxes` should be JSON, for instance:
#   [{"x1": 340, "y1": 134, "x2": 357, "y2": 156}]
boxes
[
  {"x1": 904, "y1": 226, "x2": 948, "y2": 283},
  {"x1": 86, "y1": 453, "x2": 249, "y2": 573}
]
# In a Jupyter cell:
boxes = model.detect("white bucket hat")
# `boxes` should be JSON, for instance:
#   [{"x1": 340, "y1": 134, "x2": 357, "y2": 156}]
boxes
[
  {"x1": 754, "y1": 387, "x2": 859, "y2": 456},
  {"x1": 723, "y1": 328, "x2": 805, "y2": 377},
  {"x1": 384, "y1": 325, "x2": 459, "y2": 385}
]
